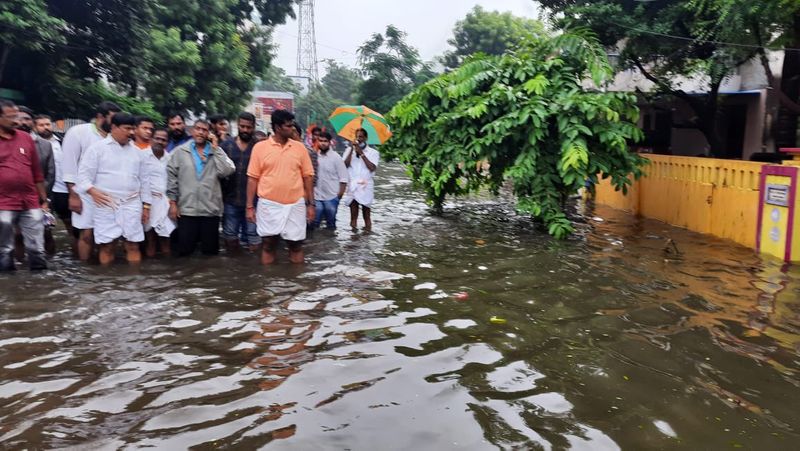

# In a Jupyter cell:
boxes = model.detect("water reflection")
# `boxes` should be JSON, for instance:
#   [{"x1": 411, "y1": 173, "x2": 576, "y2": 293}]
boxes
[{"x1": 1, "y1": 164, "x2": 799, "y2": 449}]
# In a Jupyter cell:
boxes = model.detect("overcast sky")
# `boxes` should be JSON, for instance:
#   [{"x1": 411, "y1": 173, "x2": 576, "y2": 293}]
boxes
[{"x1": 271, "y1": 0, "x2": 542, "y2": 75}]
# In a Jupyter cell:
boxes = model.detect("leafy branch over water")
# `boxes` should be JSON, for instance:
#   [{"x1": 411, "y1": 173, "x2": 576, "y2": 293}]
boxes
[{"x1": 383, "y1": 31, "x2": 647, "y2": 239}]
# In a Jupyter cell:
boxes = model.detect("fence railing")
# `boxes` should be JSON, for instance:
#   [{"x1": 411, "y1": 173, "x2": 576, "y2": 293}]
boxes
[{"x1": 593, "y1": 155, "x2": 765, "y2": 248}]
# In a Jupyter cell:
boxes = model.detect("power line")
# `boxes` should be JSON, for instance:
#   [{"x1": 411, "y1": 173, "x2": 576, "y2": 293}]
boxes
[{"x1": 613, "y1": 22, "x2": 800, "y2": 53}]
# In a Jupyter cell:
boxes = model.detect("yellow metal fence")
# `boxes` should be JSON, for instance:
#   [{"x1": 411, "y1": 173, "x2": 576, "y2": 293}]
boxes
[{"x1": 593, "y1": 155, "x2": 765, "y2": 248}]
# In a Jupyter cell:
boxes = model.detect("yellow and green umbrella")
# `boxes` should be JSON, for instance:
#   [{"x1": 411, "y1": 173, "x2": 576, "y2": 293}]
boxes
[{"x1": 329, "y1": 105, "x2": 392, "y2": 145}]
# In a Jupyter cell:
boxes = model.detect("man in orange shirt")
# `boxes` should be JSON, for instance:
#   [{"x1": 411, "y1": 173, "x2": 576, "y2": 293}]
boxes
[{"x1": 246, "y1": 110, "x2": 315, "y2": 265}]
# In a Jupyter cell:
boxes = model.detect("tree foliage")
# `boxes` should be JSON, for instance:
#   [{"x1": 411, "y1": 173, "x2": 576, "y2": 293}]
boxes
[
  {"x1": 1, "y1": 0, "x2": 297, "y2": 120},
  {"x1": 356, "y1": 25, "x2": 433, "y2": 113},
  {"x1": 321, "y1": 60, "x2": 362, "y2": 105},
  {"x1": 441, "y1": 6, "x2": 546, "y2": 70},
  {"x1": 384, "y1": 32, "x2": 646, "y2": 239}
]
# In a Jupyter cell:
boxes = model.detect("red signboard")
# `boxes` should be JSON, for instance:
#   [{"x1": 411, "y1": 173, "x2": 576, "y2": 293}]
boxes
[{"x1": 255, "y1": 97, "x2": 294, "y2": 114}]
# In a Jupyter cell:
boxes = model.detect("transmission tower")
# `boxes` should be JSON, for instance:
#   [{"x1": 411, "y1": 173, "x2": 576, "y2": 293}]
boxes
[{"x1": 296, "y1": 0, "x2": 319, "y2": 82}]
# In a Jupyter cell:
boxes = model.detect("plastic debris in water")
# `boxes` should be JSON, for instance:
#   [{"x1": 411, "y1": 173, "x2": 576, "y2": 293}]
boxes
[
  {"x1": 490, "y1": 316, "x2": 507, "y2": 324},
  {"x1": 453, "y1": 292, "x2": 469, "y2": 301},
  {"x1": 475, "y1": 239, "x2": 486, "y2": 245}
]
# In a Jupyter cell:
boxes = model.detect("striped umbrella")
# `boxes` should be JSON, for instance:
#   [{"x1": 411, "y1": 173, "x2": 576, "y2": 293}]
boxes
[{"x1": 328, "y1": 105, "x2": 392, "y2": 145}]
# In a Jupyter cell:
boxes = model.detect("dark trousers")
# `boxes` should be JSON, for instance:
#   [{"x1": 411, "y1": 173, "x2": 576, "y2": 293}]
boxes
[{"x1": 177, "y1": 216, "x2": 220, "y2": 256}]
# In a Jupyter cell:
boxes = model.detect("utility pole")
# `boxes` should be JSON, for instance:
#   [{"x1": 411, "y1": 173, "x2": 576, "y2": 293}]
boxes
[{"x1": 296, "y1": 0, "x2": 319, "y2": 83}]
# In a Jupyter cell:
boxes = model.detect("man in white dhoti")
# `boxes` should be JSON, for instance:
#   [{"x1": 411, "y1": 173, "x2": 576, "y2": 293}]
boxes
[
  {"x1": 61, "y1": 101, "x2": 121, "y2": 260},
  {"x1": 76, "y1": 113, "x2": 152, "y2": 265},
  {"x1": 343, "y1": 128, "x2": 380, "y2": 231},
  {"x1": 144, "y1": 129, "x2": 174, "y2": 257},
  {"x1": 245, "y1": 109, "x2": 315, "y2": 265}
]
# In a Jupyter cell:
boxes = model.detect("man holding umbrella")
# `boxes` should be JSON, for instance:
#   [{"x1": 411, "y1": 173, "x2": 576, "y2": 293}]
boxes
[
  {"x1": 328, "y1": 105, "x2": 390, "y2": 232},
  {"x1": 343, "y1": 128, "x2": 379, "y2": 231}
]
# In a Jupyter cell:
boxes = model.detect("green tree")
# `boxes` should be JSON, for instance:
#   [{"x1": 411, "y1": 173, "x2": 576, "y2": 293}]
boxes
[
  {"x1": 255, "y1": 65, "x2": 300, "y2": 94},
  {"x1": 537, "y1": 0, "x2": 760, "y2": 156},
  {"x1": 441, "y1": 6, "x2": 546, "y2": 70},
  {"x1": 384, "y1": 32, "x2": 645, "y2": 239},
  {"x1": 321, "y1": 60, "x2": 361, "y2": 104},
  {"x1": 295, "y1": 83, "x2": 338, "y2": 131},
  {"x1": 356, "y1": 25, "x2": 432, "y2": 113},
  {"x1": 0, "y1": 0, "x2": 65, "y2": 85}
]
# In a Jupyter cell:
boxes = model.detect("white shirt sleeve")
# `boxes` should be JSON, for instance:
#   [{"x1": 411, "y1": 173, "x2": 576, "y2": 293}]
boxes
[
  {"x1": 139, "y1": 152, "x2": 153, "y2": 205},
  {"x1": 76, "y1": 143, "x2": 98, "y2": 195},
  {"x1": 336, "y1": 154, "x2": 349, "y2": 183},
  {"x1": 61, "y1": 125, "x2": 83, "y2": 185}
]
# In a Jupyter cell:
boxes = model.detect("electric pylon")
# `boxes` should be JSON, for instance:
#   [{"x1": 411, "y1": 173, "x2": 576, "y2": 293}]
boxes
[{"x1": 296, "y1": 0, "x2": 319, "y2": 82}]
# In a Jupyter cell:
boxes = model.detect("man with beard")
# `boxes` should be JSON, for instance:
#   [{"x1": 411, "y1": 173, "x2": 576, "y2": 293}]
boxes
[
  {"x1": 33, "y1": 115, "x2": 71, "y2": 241},
  {"x1": 17, "y1": 107, "x2": 54, "y2": 194},
  {"x1": 133, "y1": 116, "x2": 155, "y2": 151},
  {"x1": 166, "y1": 113, "x2": 191, "y2": 153},
  {"x1": 221, "y1": 112, "x2": 259, "y2": 252},
  {"x1": 311, "y1": 131, "x2": 348, "y2": 230},
  {"x1": 61, "y1": 100, "x2": 121, "y2": 261},
  {"x1": 0, "y1": 100, "x2": 48, "y2": 271},
  {"x1": 143, "y1": 129, "x2": 174, "y2": 257},
  {"x1": 167, "y1": 119, "x2": 235, "y2": 256},
  {"x1": 77, "y1": 113, "x2": 151, "y2": 265}
]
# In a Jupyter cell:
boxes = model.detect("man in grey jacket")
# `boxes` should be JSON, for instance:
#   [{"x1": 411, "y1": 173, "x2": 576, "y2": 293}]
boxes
[{"x1": 167, "y1": 119, "x2": 235, "y2": 256}]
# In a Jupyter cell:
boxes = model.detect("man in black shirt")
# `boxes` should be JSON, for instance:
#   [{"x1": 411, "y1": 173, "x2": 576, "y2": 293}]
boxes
[{"x1": 221, "y1": 112, "x2": 259, "y2": 252}]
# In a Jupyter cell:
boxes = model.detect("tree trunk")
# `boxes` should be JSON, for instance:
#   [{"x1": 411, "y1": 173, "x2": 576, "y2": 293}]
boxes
[
  {"x1": 774, "y1": 13, "x2": 800, "y2": 149},
  {"x1": 0, "y1": 44, "x2": 11, "y2": 87}
]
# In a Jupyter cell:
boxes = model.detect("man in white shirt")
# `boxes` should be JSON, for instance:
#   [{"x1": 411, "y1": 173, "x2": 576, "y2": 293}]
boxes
[
  {"x1": 144, "y1": 129, "x2": 175, "y2": 257},
  {"x1": 343, "y1": 128, "x2": 380, "y2": 231},
  {"x1": 76, "y1": 113, "x2": 152, "y2": 265},
  {"x1": 311, "y1": 131, "x2": 348, "y2": 230},
  {"x1": 61, "y1": 101, "x2": 121, "y2": 260}
]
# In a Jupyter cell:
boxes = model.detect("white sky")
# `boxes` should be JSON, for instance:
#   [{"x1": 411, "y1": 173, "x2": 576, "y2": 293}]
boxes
[{"x1": 271, "y1": 0, "x2": 541, "y2": 75}]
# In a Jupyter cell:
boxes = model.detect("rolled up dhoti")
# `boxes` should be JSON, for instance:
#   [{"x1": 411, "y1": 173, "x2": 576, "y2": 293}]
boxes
[
  {"x1": 145, "y1": 192, "x2": 176, "y2": 238},
  {"x1": 256, "y1": 198, "x2": 306, "y2": 241},
  {"x1": 93, "y1": 192, "x2": 145, "y2": 244}
]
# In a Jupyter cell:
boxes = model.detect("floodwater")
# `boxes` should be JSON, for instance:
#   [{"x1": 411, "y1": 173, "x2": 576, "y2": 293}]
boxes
[{"x1": 1, "y1": 163, "x2": 799, "y2": 450}]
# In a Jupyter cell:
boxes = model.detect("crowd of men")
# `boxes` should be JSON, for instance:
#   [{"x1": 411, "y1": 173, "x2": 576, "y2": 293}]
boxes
[{"x1": 0, "y1": 100, "x2": 380, "y2": 270}]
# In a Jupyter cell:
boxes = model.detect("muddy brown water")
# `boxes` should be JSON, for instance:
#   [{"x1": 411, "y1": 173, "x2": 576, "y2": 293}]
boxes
[{"x1": 1, "y1": 163, "x2": 799, "y2": 450}]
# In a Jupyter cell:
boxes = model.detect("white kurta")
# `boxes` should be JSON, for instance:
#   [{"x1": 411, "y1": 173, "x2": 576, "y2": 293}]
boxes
[
  {"x1": 144, "y1": 152, "x2": 175, "y2": 237},
  {"x1": 76, "y1": 136, "x2": 152, "y2": 244},
  {"x1": 342, "y1": 145, "x2": 380, "y2": 207},
  {"x1": 61, "y1": 122, "x2": 106, "y2": 228}
]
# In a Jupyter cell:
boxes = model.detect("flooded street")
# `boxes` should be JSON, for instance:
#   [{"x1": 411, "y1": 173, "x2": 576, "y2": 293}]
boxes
[{"x1": 1, "y1": 163, "x2": 799, "y2": 450}]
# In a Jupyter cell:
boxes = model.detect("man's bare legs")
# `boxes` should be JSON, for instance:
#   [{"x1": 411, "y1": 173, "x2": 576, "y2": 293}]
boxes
[
  {"x1": 124, "y1": 241, "x2": 142, "y2": 263},
  {"x1": 349, "y1": 201, "x2": 359, "y2": 230},
  {"x1": 261, "y1": 236, "x2": 278, "y2": 265},
  {"x1": 145, "y1": 230, "x2": 171, "y2": 258},
  {"x1": 362, "y1": 206, "x2": 372, "y2": 231},
  {"x1": 78, "y1": 229, "x2": 94, "y2": 261},
  {"x1": 287, "y1": 240, "x2": 304, "y2": 264},
  {"x1": 98, "y1": 242, "x2": 114, "y2": 265}
]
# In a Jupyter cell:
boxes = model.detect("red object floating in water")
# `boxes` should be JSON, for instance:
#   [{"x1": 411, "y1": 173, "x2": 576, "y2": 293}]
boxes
[{"x1": 453, "y1": 292, "x2": 469, "y2": 301}]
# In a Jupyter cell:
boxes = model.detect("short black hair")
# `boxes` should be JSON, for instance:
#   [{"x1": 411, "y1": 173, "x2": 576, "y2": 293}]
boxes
[
  {"x1": 356, "y1": 128, "x2": 369, "y2": 138},
  {"x1": 238, "y1": 112, "x2": 256, "y2": 124},
  {"x1": 271, "y1": 109, "x2": 294, "y2": 130},
  {"x1": 311, "y1": 126, "x2": 321, "y2": 134},
  {"x1": 135, "y1": 116, "x2": 154, "y2": 127},
  {"x1": 95, "y1": 101, "x2": 121, "y2": 117},
  {"x1": 319, "y1": 131, "x2": 332, "y2": 140},
  {"x1": 153, "y1": 128, "x2": 169, "y2": 137},
  {"x1": 292, "y1": 123, "x2": 302, "y2": 135},
  {"x1": 111, "y1": 112, "x2": 136, "y2": 127},
  {"x1": 0, "y1": 99, "x2": 16, "y2": 110},
  {"x1": 33, "y1": 114, "x2": 52, "y2": 122},
  {"x1": 208, "y1": 114, "x2": 226, "y2": 125},
  {"x1": 254, "y1": 130, "x2": 268, "y2": 138},
  {"x1": 168, "y1": 112, "x2": 185, "y2": 122},
  {"x1": 17, "y1": 105, "x2": 34, "y2": 116},
  {"x1": 194, "y1": 119, "x2": 209, "y2": 127}
]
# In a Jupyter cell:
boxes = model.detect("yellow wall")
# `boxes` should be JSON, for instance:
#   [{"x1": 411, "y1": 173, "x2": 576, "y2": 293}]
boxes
[{"x1": 593, "y1": 155, "x2": 765, "y2": 248}]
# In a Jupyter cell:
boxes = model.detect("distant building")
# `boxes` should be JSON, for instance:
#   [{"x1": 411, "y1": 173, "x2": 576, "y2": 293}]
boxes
[
  {"x1": 608, "y1": 51, "x2": 789, "y2": 160},
  {"x1": 247, "y1": 91, "x2": 295, "y2": 132}
]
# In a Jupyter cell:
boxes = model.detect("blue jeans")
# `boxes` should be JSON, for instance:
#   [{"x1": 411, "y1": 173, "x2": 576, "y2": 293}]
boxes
[
  {"x1": 222, "y1": 203, "x2": 260, "y2": 246},
  {"x1": 313, "y1": 198, "x2": 340, "y2": 229}
]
